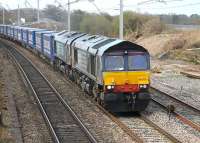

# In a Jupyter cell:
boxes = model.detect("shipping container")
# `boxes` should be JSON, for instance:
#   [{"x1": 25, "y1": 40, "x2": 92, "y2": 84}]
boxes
[
  {"x1": 35, "y1": 31, "x2": 55, "y2": 53},
  {"x1": 28, "y1": 28, "x2": 46, "y2": 48},
  {"x1": 43, "y1": 32, "x2": 57, "y2": 61}
]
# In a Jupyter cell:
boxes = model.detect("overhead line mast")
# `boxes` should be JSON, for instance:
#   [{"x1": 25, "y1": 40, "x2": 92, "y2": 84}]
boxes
[
  {"x1": 37, "y1": 0, "x2": 40, "y2": 22},
  {"x1": 18, "y1": 4, "x2": 20, "y2": 25},
  {"x1": 120, "y1": 0, "x2": 123, "y2": 40},
  {"x1": 56, "y1": 0, "x2": 94, "y2": 32},
  {"x1": 2, "y1": 7, "x2": 4, "y2": 24}
]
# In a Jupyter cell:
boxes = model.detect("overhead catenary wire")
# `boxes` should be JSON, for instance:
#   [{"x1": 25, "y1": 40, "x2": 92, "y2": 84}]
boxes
[
  {"x1": 144, "y1": 1, "x2": 200, "y2": 9},
  {"x1": 107, "y1": 0, "x2": 200, "y2": 13},
  {"x1": 89, "y1": 1, "x2": 104, "y2": 15},
  {"x1": 138, "y1": 0, "x2": 184, "y2": 5},
  {"x1": 91, "y1": 0, "x2": 184, "y2": 14}
]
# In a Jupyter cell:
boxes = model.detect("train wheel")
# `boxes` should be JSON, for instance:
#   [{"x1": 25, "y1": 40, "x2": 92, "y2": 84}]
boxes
[
  {"x1": 75, "y1": 72, "x2": 81, "y2": 87},
  {"x1": 92, "y1": 86, "x2": 99, "y2": 101},
  {"x1": 97, "y1": 97, "x2": 101, "y2": 105},
  {"x1": 93, "y1": 96, "x2": 97, "y2": 102},
  {"x1": 92, "y1": 86, "x2": 97, "y2": 97},
  {"x1": 65, "y1": 67, "x2": 69, "y2": 77}
]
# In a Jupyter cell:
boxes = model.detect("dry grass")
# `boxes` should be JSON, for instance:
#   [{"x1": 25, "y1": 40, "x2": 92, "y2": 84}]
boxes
[
  {"x1": 135, "y1": 33, "x2": 186, "y2": 57},
  {"x1": 169, "y1": 49, "x2": 200, "y2": 64},
  {"x1": 181, "y1": 30, "x2": 200, "y2": 49},
  {"x1": 142, "y1": 18, "x2": 166, "y2": 36},
  {"x1": 133, "y1": 29, "x2": 200, "y2": 64},
  {"x1": 165, "y1": 30, "x2": 200, "y2": 64},
  {"x1": 151, "y1": 66, "x2": 162, "y2": 73}
]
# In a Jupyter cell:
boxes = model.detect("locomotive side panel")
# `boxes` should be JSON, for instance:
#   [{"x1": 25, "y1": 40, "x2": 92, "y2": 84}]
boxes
[
  {"x1": 75, "y1": 49, "x2": 88, "y2": 72},
  {"x1": 54, "y1": 41, "x2": 67, "y2": 62}
]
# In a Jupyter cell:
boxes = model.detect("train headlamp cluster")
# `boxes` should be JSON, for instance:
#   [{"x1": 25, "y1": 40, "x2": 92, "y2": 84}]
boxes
[
  {"x1": 107, "y1": 85, "x2": 115, "y2": 90},
  {"x1": 139, "y1": 84, "x2": 147, "y2": 89}
]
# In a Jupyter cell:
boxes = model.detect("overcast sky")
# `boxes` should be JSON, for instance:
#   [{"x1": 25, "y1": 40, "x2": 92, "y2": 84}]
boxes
[{"x1": 1, "y1": 0, "x2": 200, "y2": 15}]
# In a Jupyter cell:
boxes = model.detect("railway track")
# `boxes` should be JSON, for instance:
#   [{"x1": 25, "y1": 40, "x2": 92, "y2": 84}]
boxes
[
  {"x1": 5, "y1": 44, "x2": 97, "y2": 143},
  {"x1": 150, "y1": 86, "x2": 200, "y2": 132},
  {"x1": 151, "y1": 79, "x2": 200, "y2": 108},
  {"x1": 61, "y1": 77, "x2": 182, "y2": 143},
  {"x1": 2, "y1": 40, "x2": 183, "y2": 143},
  {"x1": 117, "y1": 112, "x2": 181, "y2": 143}
]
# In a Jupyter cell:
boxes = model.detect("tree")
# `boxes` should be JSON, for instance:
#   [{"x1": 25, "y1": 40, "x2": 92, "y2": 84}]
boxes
[
  {"x1": 43, "y1": 5, "x2": 67, "y2": 22},
  {"x1": 112, "y1": 11, "x2": 153, "y2": 37},
  {"x1": 80, "y1": 14, "x2": 112, "y2": 36},
  {"x1": 71, "y1": 10, "x2": 87, "y2": 31}
]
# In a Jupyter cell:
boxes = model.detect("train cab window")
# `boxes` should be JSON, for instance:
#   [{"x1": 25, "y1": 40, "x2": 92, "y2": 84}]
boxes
[
  {"x1": 128, "y1": 54, "x2": 148, "y2": 70},
  {"x1": 104, "y1": 55, "x2": 124, "y2": 71},
  {"x1": 90, "y1": 55, "x2": 96, "y2": 75}
]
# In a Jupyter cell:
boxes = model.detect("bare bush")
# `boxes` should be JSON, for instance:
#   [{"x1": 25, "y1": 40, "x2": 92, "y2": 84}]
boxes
[{"x1": 142, "y1": 18, "x2": 166, "y2": 36}]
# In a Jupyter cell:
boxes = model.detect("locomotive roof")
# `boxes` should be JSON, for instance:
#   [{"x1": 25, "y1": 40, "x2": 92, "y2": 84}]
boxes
[
  {"x1": 97, "y1": 40, "x2": 149, "y2": 56},
  {"x1": 55, "y1": 31, "x2": 84, "y2": 44},
  {"x1": 73, "y1": 34, "x2": 119, "y2": 55},
  {"x1": 55, "y1": 32, "x2": 70, "y2": 43},
  {"x1": 73, "y1": 34, "x2": 149, "y2": 56},
  {"x1": 57, "y1": 30, "x2": 68, "y2": 36}
]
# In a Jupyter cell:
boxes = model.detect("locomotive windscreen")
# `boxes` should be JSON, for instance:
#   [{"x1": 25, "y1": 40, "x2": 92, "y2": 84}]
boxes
[
  {"x1": 104, "y1": 55, "x2": 124, "y2": 71},
  {"x1": 128, "y1": 53, "x2": 148, "y2": 70},
  {"x1": 104, "y1": 52, "x2": 149, "y2": 71}
]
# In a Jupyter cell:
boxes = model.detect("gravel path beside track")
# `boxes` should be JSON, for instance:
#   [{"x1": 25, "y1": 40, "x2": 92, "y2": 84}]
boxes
[
  {"x1": 0, "y1": 43, "x2": 53, "y2": 143},
  {"x1": 0, "y1": 46, "x2": 19, "y2": 143}
]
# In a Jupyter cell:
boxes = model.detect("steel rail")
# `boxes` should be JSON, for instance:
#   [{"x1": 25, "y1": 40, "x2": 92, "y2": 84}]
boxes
[
  {"x1": 151, "y1": 87, "x2": 200, "y2": 132},
  {"x1": 151, "y1": 84, "x2": 200, "y2": 113},
  {"x1": 140, "y1": 114, "x2": 182, "y2": 143},
  {"x1": 4, "y1": 43, "x2": 98, "y2": 143},
  {"x1": 97, "y1": 105, "x2": 144, "y2": 143},
  {"x1": 6, "y1": 47, "x2": 60, "y2": 143}
]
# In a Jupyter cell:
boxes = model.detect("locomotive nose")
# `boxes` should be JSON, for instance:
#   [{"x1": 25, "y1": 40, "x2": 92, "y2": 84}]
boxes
[{"x1": 103, "y1": 71, "x2": 150, "y2": 86}]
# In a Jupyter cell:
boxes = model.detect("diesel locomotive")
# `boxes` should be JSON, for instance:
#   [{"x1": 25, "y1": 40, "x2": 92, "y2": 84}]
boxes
[{"x1": 0, "y1": 25, "x2": 151, "y2": 112}]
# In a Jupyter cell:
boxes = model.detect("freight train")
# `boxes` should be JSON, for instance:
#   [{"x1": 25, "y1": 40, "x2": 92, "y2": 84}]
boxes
[{"x1": 0, "y1": 25, "x2": 151, "y2": 112}]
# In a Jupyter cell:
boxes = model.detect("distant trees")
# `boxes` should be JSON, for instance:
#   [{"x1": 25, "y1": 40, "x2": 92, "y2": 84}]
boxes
[
  {"x1": 43, "y1": 5, "x2": 67, "y2": 22},
  {"x1": 41, "y1": 5, "x2": 168, "y2": 37},
  {"x1": 159, "y1": 14, "x2": 200, "y2": 25},
  {"x1": 79, "y1": 14, "x2": 112, "y2": 35},
  {"x1": 71, "y1": 10, "x2": 87, "y2": 31},
  {"x1": 42, "y1": 7, "x2": 168, "y2": 38},
  {"x1": 112, "y1": 11, "x2": 166, "y2": 38},
  {"x1": 1, "y1": 4, "x2": 200, "y2": 39}
]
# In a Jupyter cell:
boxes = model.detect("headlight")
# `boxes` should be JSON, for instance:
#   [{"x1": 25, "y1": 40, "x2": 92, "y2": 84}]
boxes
[
  {"x1": 107, "y1": 85, "x2": 112, "y2": 89},
  {"x1": 139, "y1": 84, "x2": 147, "y2": 89}
]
